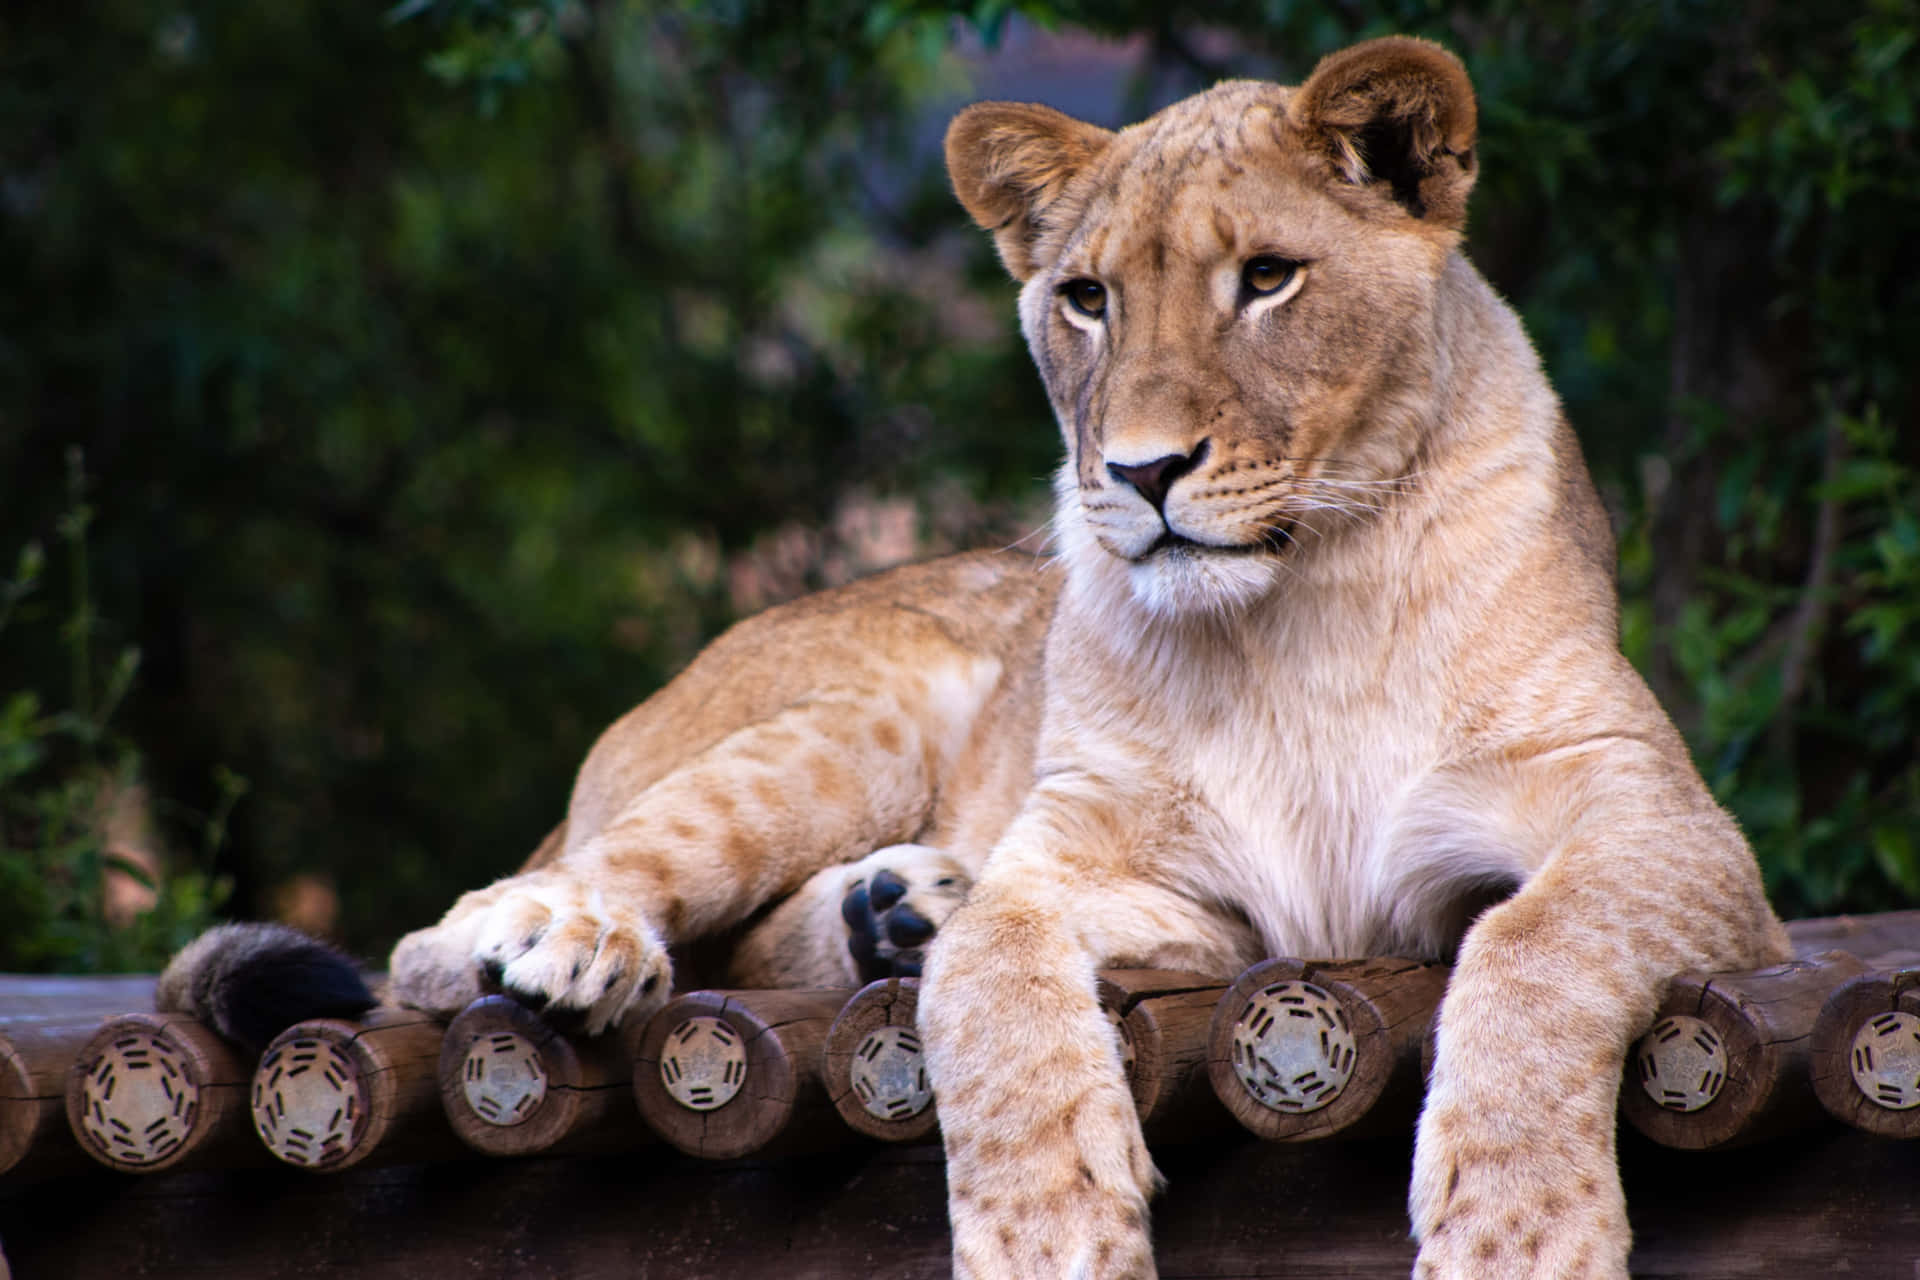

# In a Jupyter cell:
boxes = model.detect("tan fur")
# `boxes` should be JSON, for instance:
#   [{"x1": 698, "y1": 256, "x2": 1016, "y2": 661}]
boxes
[
  {"x1": 387, "y1": 549, "x2": 1053, "y2": 1028},
  {"x1": 380, "y1": 36, "x2": 1785, "y2": 1279}
]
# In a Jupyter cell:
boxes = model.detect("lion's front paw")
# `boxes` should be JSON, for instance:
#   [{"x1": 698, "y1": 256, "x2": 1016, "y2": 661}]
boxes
[
  {"x1": 950, "y1": 1175, "x2": 1154, "y2": 1280},
  {"x1": 1410, "y1": 1094, "x2": 1630, "y2": 1280},
  {"x1": 392, "y1": 873, "x2": 671, "y2": 1036},
  {"x1": 941, "y1": 1062, "x2": 1157, "y2": 1279},
  {"x1": 839, "y1": 843, "x2": 970, "y2": 981},
  {"x1": 925, "y1": 899, "x2": 1159, "y2": 1279}
]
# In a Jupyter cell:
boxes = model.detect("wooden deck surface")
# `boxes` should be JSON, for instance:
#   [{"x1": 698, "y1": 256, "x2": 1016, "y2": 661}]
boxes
[
  {"x1": 4, "y1": 1124, "x2": 1919, "y2": 1277},
  {"x1": 6, "y1": 918, "x2": 1920, "y2": 1278},
  {"x1": 0, "y1": 975, "x2": 157, "y2": 1022}
]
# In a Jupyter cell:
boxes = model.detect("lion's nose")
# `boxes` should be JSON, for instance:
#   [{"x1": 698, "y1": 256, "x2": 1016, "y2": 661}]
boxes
[{"x1": 1106, "y1": 440, "x2": 1207, "y2": 512}]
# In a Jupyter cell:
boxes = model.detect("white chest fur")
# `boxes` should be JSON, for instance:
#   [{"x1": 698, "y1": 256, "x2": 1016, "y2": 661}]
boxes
[{"x1": 1050, "y1": 555, "x2": 1531, "y2": 963}]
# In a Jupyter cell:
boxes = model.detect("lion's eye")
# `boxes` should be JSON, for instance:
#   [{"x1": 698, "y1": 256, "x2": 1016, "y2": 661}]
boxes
[
  {"x1": 1061, "y1": 278, "x2": 1107, "y2": 319},
  {"x1": 1241, "y1": 256, "x2": 1300, "y2": 297}
]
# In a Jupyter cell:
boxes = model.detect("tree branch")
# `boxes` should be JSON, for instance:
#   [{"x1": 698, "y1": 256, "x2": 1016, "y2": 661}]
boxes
[{"x1": 1768, "y1": 413, "x2": 1847, "y2": 757}]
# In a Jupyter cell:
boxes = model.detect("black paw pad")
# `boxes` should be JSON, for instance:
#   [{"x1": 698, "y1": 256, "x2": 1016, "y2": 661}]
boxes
[
  {"x1": 885, "y1": 904, "x2": 935, "y2": 948},
  {"x1": 868, "y1": 870, "x2": 908, "y2": 912},
  {"x1": 843, "y1": 874, "x2": 943, "y2": 983},
  {"x1": 841, "y1": 883, "x2": 871, "y2": 930}
]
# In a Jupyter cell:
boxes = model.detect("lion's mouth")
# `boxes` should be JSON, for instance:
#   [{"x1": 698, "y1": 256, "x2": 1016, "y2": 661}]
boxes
[{"x1": 1143, "y1": 523, "x2": 1294, "y2": 560}]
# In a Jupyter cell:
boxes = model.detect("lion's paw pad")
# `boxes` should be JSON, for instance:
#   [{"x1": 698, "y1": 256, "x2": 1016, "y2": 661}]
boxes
[{"x1": 840, "y1": 845, "x2": 970, "y2": 982}]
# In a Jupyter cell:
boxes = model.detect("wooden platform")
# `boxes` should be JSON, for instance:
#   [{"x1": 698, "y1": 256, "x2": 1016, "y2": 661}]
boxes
[
  {"x1": 4, "y1": 1125, "x2": 1919, "y2": 1277},
  {"x1": 7, "y1": 915, "x2": 1920, "y2": 1278}
]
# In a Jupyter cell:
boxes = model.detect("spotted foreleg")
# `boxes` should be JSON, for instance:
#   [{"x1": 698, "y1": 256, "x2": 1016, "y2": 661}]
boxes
[
  {"x1": 920, "y1": 789, "x2": 1259, "y2": 1280},
  {"x1": 1409, "y1": 749, "x2": 1788, "y2": 1279}
]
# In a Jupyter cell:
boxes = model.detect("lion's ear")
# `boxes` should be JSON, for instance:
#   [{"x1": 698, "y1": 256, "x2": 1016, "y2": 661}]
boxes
[
  {"x1": 946, "y1": 102, "x2": 1114, "y2": 281},
  {"x1": 1288, "y1": 36, "x2": 1477, "y2": 228}
]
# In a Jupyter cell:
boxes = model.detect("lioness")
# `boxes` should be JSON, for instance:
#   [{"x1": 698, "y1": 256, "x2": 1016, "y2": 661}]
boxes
[{"x1": 168, "y1": 35, "x2": 1787, "y2": 1279}]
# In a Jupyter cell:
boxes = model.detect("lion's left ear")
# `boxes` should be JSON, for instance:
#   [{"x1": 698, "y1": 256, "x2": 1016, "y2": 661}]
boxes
[
  {"x1": 946, "y1": 102, "x2": 1114, "y2": 282},
  {"x1": 1288, "y1": 36, "x2": 1477, "y2": 228}
]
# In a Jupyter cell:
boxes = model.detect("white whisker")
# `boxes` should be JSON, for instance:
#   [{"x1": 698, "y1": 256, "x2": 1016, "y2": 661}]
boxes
[{"x1": 999, "y1": 519, "x2": 1056, "y2": 555}]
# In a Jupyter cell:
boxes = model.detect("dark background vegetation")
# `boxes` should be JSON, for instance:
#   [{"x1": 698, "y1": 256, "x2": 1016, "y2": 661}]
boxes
[{"x1": 3, "y1": 0, "x2": 1915, "y2": 971}]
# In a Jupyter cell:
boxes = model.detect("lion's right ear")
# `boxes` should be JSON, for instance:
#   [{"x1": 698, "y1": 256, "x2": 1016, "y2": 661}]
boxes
[
  {"x1": 1288, "y1": 36, "x2": 1477, "y2": 228},
  {"x1": 945, "y1": 102, "x2": 1113, "y2": 281}
]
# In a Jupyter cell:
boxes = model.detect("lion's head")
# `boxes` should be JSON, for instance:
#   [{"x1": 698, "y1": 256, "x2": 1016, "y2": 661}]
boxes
[{"x1": 947, "y1": 38, "x2": 1480, "y2": 617}]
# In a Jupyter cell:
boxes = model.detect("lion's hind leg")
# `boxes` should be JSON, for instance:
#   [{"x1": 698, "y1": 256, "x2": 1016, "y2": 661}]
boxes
[{"x1": 390, "y1": 687, "x2": 957, "y2": 1033}]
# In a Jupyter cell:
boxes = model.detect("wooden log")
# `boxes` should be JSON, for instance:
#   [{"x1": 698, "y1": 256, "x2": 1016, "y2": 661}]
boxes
[
  {"x1": 250, "y1": 1007, "x2": 455, "y2": 1171},
  {"x1": 1623, "y1": 949, "x2": 1870, "y2": 1150},
  {"x1": 0, "y1": 974, "x2": 157, "y2": 1020},
  {"x1": 64, "y1": 1012, "x2": 257, "y2": 1173},
  {"x1": 1095, "y1": 970, "x2": 1234, "y2": 1137},
  {"x1": 1786, "y1": 909, "x2": 1920, "y2": 962},
  {"x1": 822, "y1": 978, "x2": 936, "y2": 1143},
  {"x1": 436, "y1": 995, "x2": 651, "y2": 1157},
  {"x1": 1207, "y1": 957, "x2": 1450, "y2": 1142},
  {"x1": 631, "y1": 988, "x2": 849, "y2": 1160},
  {"x1": 1808, "y1": 965, "x2": 1920, "y2": 1139},
  {"x1": 2, "y1": 1017, "x2": 106, "y2": 1181}
]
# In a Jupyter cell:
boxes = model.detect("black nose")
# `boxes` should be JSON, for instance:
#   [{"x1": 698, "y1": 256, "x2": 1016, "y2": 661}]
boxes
[{"x1": 1106, "y1": 441, "x2": 1207, "y2": 512}]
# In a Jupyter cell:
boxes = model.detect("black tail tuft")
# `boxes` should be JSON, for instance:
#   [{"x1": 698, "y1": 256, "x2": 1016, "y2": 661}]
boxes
[{"x1": 156, "y1": 923, "x2": 376, "y2": 1052}]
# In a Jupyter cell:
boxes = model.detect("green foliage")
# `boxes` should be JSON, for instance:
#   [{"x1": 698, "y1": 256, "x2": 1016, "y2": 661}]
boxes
[
  {"x1": 1584, "y1": 2, "x2": 1920, "y2": 915},
  {"x1": 0, "y1": 452, "x2": 235, "y2": 972},
  {"x1": 2, "y1": 0, "x2": 1913, "y2": 964}
]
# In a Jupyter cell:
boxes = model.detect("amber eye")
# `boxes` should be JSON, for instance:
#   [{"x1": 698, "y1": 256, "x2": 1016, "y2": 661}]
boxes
[
  {"x1": 1242, "y1": 256, "x2": 1300, "y2": 297},
  {"x1": 1061, "y1": 278, "x2": 1108, "y2": 319}
]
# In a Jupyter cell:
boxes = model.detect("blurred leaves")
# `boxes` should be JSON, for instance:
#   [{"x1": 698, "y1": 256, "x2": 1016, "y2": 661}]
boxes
[
  {"x1": 0, "y1": 453, "x2": 233, "y2": 972},
  {"x1": 2, "y1": 0, "x2": 1054, "y2": 952}
]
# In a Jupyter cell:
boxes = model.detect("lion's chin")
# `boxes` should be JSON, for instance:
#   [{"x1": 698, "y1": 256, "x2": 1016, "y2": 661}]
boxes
[
  {"x1": 1123, "y1": 541, "x2": 1281, "y2": 619},
  {"x1": 1056, "y1": 471, "x2": 1285, "y2": 620}
]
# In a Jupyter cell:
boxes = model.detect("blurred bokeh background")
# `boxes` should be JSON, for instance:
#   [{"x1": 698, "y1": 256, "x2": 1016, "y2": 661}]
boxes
[{"x1": 3, "y1": 0, "x2": 1915, "y2": 971}]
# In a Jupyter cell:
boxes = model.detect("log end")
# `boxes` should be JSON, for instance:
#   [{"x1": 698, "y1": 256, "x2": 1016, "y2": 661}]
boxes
[
  {"x1": 1810, "y1": 969, "x2": 1920, "y2": 1139},
  {"x1": 438, "y1": 997, "x2": 589, "y2": 1156},
  {"x1": 824, "y1": 979, "x2": 937, "y2": 1143},
  {"x1": 64, "y1": 1013, "x2": 248, "y2": 1174}
]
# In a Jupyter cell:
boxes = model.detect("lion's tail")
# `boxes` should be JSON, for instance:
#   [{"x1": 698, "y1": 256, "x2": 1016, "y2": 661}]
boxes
[{"x1": 155, "y1": 923, "x2": 376, "y2": 1051}]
